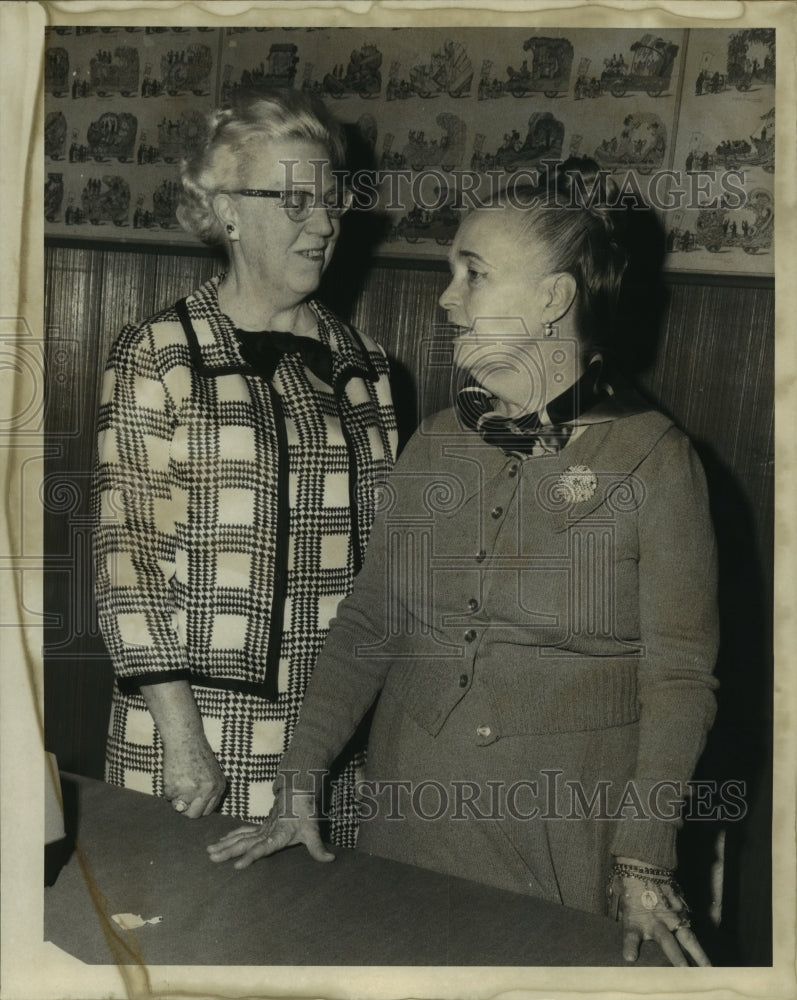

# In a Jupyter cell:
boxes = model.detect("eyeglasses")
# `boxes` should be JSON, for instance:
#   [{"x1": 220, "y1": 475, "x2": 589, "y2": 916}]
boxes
[{"x1": 222, "y1": 187, "x2": 354, "y2": 222}]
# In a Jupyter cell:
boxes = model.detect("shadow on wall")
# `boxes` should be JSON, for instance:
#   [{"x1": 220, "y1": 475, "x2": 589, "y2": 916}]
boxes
[
  {"x1": 610, "y1": 205, "x2": 772, "y2": 965},
  {"x1": 678, "y1": 443, "x2": 772, "y2": 967}
]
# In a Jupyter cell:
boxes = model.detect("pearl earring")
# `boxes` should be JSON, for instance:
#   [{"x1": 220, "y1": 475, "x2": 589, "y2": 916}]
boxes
[{"x1": 543, "y1": 321, "x2": 558, "y2": 338}]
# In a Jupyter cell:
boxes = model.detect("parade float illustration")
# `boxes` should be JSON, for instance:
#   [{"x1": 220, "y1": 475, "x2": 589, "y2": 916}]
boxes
[
  {"x1": 85, "y1": 112, "x2": 138, "y2": 162},
  {"x1": 727, "y1": 28, "x2": 775, "y2": 91},
  {"x1": 45, "y1": 112, "x2": 67, "y2": 160},
  {"x1": 152, "y1": 179, "x2": 182, "y2": 228},
  {"x1": 80, "y1": 175, "x2": 131, "y2": 226},
  {"x1": 157, "y1": 44, "x2": 213, "y2": 96},
  {"x1": 593, "y1": 112, "x2": 667, "y2": 172},
  {"x1": 692, "y1": 55, "x2": 728, "y2": 97},
  {"x1": 222, "y1": 44, "x2": 299, "y2": 101},
  {"x1": 695, "y1": 188, "x2": 773, "y2": 255},
  {"x1": 379, "y1": 114, "x2": 467, "y2": 172},
  {"x1": 392, "y1": 202, "x2": 462, "y2": 245},
  {"x1": 302, "y1": 43, "x2": 383, "y2": 98},
  {"x1": 578, "y1": 34, "x2": 679, "y2": 99},
  {"x1": 386, "y1": 40, "x2": 473, "y2": 99},
  {"x1": 45, "y1": 47, "x2": 70, "y2": 97},
  {"x1": 45, "y1": 174, "x2": 64, "y2": 223},
  {"x1": 685, "y1": 109, "x2": 774, "y2": 174},
  {"x1": 503, "y1": 37, "x2": 573, "y2": 98},
  {"x1": 470, "y1": 112, "x2": 564, "y2": 172},
  {"x1": 84, "y1": 47, "x2": 140, "y2": 97},
  {"x1": 476, "y1": 60, "x2": 507, "y2": 101}
]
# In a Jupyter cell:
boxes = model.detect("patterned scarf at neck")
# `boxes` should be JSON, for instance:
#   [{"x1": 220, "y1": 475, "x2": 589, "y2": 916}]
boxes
[
  {"x1": 456, "y1": 357, "x2": 609, "y2": 455},
  {"x1": 235, "y1": 328, "x2": 334, "y2": 386}
]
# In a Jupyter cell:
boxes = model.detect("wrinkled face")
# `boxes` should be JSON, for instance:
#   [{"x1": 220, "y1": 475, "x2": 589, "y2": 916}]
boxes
[
  {"x1": 439, "y1": 210, "x2": 563, "y2": 412},
  {"x1": 230, "y1": 137, "x2": 341, "y2": 305}
]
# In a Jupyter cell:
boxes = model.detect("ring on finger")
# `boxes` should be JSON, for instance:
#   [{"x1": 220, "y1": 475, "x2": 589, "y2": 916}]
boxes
[
  {"x1": 674, "y1": 917, "x2": 692, "y2": 931},
  {"x1": 173, "y1": 799, "x2": 188, "y2": 813}
]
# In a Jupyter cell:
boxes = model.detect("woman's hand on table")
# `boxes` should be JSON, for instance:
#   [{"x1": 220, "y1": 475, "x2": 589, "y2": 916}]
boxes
[
  {"x1": 206, "y1": 790, "x2": 334, "y2": 869},
  {"x1": 163, "y1": 733, "x2": 227, "y2": 819},
  {"x1": 611, "y1": 856, "x2": 711, "y2": 967},
  {"x1": 139, "y1": 679, "x2": 227, "y2": 818}
]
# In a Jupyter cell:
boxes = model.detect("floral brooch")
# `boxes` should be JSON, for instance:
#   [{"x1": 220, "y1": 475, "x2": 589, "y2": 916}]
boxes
[{"x1": 556, "y1": 465, "x2": 598, "y2": 504}]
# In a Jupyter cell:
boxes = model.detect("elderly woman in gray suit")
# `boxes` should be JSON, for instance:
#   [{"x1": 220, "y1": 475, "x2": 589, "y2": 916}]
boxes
[
  {"x1": 209, "y1": 159, "x2": 718, "y2": 966},
  {"x1": 92, "y1": 88, "x2": 397, "y2": 847}
]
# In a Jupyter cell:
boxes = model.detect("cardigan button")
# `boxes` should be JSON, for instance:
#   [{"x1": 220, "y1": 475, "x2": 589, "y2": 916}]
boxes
[
  {"x1": 508, "y1": 464, "x2": 519, "y2": 477},
  {"x1": 467, "y1": 597, "x2": 479, "y2": 612},
  {"x1": 475, "y1": 550, "x2": 487, "y2": 563},
  {"x1": 464, "y1": 629, "x2": 477, "y2": 643},
  {"x1": 459, "y1": 674, "x2": 469, "y2": 688},
  {"x1": 476, "y1": 725, "x2": 492, "y2": 738},
  {"x1": 491, "y1": 505, "x2": 503, "y2": 519}
]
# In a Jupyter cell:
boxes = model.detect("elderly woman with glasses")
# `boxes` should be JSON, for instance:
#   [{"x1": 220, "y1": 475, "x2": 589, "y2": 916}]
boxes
[{"x1": 92, "y1": 88, "x2": 397, "y2": 845}]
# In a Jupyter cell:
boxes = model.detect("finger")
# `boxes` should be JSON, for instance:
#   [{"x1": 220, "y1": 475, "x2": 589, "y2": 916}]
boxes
[
  {"x1": 183, "y1": 794, "x2": 207, "y2": 820},
  {"x1": 653, "y1": 928, "x2": 689, "y2": 967},
  {"x1": 675, "y1": 927, "x2": 712, "y2": 967},
  {"x1": 660, "y1": 883, "x2": 687, "y2": 913},
  {"x1": 202, "y1": 794, "x2": 222, "y2": 817},
  {"x1": 207, "y1": 830, "x2": 264, "y2": 860},
  {"x1": 208, "y1": 824, "x2": 261, "y2": 846},
  {"x1": 622, "y1": 929, "x2": 641, "y2": 963},
  {"x1": 301, "y1": 829, "x2": 335, "y2": 863},
  {"x1": 233, "y1": 827, "x2": 294, "y2": 869}
]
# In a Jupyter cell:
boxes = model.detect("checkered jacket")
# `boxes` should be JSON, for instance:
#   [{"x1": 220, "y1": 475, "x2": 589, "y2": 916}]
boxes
[{"x1": 92, "y1": 276, "x2": 398, "y2": 697}]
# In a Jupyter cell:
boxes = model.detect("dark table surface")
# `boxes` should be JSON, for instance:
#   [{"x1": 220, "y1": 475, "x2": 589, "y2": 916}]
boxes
[{"x1": 44, "y1": 774, "x2": 666, "y2": 967}]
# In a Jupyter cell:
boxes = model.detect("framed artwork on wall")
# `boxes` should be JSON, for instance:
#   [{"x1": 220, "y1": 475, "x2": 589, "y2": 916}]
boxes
[{"x1": 44, "y1": 25, "x2": 775, "y2": 276}]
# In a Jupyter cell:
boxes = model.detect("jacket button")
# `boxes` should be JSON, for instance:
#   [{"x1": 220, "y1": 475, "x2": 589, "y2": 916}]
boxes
[
  {"x1": 464, "y1": 629, "x2": 477, "y2": 642},
  {"x1": 491, "y1": 505, "x2": 503, "y2": 518},
  {"x1": 508, "y1": 464, "x2": 519, "y2": 477},
  {"x1": 467, "y1": 597, "x2": 479, "y2": 611},
  {"x1": 476, "y1": 725, "x2": 491, "y2": 738},
  {"x1": 475, "y1": 550, "x2": 486, "y2": 563},
  {"x1": 459, "y1": 674, "x2": 469, "y2": 688}
]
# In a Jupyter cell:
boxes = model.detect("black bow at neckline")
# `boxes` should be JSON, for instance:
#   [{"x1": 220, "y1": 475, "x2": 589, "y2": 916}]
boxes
[{"x1": 235, "y1": 329, "x2": 335, "y2": 386}]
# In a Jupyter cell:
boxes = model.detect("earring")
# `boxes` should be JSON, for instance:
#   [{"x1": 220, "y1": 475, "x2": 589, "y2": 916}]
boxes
[
  {"x1": 225, "y1": 223, "x2": 235, "y2": 235},
  {"x1": 543, "y1": 321, "x2": 558, "y2": 338}
]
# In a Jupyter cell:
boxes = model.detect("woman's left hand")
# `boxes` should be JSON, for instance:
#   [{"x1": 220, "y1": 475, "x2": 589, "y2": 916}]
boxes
[
  {"x1": 206, "y1": 790, "x2": 334, "y2": 870},
  {"x1": 613, "y1": 868, "x2": 711, "y2": 967}
]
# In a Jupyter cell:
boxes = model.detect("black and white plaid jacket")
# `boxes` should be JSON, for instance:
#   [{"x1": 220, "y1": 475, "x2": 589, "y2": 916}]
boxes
[{"x1": 92, "y1": 275, "x2": 398, "y2": 699}]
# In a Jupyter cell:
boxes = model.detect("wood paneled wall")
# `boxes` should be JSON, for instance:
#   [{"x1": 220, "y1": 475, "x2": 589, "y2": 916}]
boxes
[{"x1": 43, "y1": 241, "x2": 773, "y2": 964}]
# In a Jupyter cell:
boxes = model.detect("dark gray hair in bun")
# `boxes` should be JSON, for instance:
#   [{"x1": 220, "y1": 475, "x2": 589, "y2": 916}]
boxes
[
  {"x1": 509, "y1": 157, "x2": 629, "y2": 355},
  {"x1": 177, "y1": 87, "x2": 347, "y2": 246}
]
